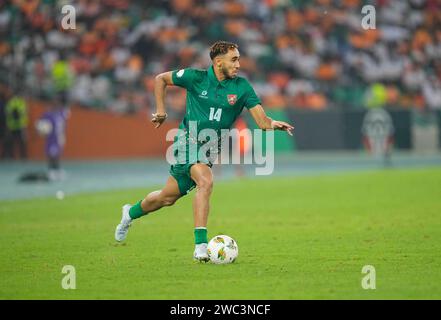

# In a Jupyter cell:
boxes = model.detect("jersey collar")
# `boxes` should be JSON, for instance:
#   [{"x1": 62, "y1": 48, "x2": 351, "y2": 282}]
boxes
[{"x1": 208, "y1": 65, "x2": 229, "y2": 87}]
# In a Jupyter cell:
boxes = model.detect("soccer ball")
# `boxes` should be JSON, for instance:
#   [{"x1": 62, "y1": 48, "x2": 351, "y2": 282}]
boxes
[
  {"x1": 207, "y1": 235, "x2": 239, "y2": 264},
  {"x1": 35, "y1": 119, "x2": 52, "y2": 135}
]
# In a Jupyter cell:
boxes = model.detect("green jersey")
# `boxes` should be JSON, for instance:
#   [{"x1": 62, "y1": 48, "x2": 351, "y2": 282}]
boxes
[{"x1": 171, "y1": 66, "x2": 261, "y2": 164}]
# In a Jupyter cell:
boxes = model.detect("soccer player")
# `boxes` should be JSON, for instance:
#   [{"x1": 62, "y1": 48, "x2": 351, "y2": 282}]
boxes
[
  {"x1": 35, "y1": 97, "x2": 69, "y2": 181},
  {"x1": 115, "y1": 41, "x2": 294, "y2": 261}
]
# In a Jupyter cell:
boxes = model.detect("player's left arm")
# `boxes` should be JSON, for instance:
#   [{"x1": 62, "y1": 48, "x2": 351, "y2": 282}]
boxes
[{"x1": 248, "y1": 105, "x2": 294, "y2": 136}]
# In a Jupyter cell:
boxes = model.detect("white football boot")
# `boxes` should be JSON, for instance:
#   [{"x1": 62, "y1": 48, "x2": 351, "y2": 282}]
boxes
[
  {"x1": 115, "y1": 204, "x2": 132, "y2": 242},
  {"x1": 193, "y1": 243, "x2": 209, "y2": 262}
]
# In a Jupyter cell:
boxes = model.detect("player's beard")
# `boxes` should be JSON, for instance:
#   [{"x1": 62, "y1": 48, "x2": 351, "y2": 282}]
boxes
[{"x1": 222, "y1": 65, "x2": 237, "y2": 79}]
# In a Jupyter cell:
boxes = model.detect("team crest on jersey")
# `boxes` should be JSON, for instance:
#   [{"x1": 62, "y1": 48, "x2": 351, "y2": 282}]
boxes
[{"x1": 227, "y1": 94, "x2": 237, "y2": 105}]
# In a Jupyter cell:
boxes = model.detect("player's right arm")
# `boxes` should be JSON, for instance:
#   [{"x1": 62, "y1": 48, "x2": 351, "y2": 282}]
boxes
[
  {"x1": 152, "y1": 71, "x2": 174, "y2": 128},
  {"x1": 153, "y1": 68, "x2": 195, "y2": 128}
]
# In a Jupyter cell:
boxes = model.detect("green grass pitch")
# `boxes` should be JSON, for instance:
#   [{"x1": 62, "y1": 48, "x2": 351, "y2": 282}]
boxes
[{"x1": 1, "y1": 167, "x2": 440, "y2": 299}]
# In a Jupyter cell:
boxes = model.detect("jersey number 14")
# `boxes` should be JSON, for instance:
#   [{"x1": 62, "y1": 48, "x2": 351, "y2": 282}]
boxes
[{"x1": 209, "y1": 107, "x2": 222, "y2": 122}]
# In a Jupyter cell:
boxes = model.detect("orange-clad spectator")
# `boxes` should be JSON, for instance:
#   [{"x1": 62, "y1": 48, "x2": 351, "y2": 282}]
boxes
[
  {"x1": 128, "y1": 55, "x2": 143, "y2": 73},
  {"x1": 315, "y1": 63, "x2": 338, "y2": 81},
  {"x1": 157, "y1": 28, "x2": 190, "y2": 45},
  {"x1": 275, "y1": 35, "x2": 292, "y2": 50},
  {"x1": 385, "y1": 85, "x2": 400, "y2": 106},
  {"x1": 171, "y1": 0, "x2": 193, "y2": 13},
  {"x1": 262, "y1": 94, "x2": 287, "y2": 109},
  {"x1": 98, "y1": 52, "x2": 116, "y2": 72},
  {"x1": 285, "y1": 9, "x2": 303, "y2": 32},
  {"x1": 414, "y1": 94, "x2": 425, "y2": 111},
  {"x1": 291, "y1": 92, "x2": 327, "y2": 110},
  {"x1": 224, "y1": 1, "x2": 246, "y2": 17},
  {"x1": 268, "y1": 72, "x2": 291, "y2": 91},
  {"x1": 224, "y1": 19, "x2": 247, "y2": 37},
  {"x1": 349, "y1": 29, "x2": 380, "y2": 50},
  {"x1": 304, "y1": 7, "x2": 319, "y2": 24},
  {"x1": 95, "y1": 37, "x2": 110, "y2": 55},
  {"x1": 70, "y1": 56, "x2": 93, "y2": 74},
  {"x1": 103, "y1": 0, "x2": 130, "y2": 10},
  {"x1": 365, "y1": 29, "x2": 381, "y2": 45},
  {"x1": 79, "y1": 32, "x2": 99, "y2": 56},
  {"x1": 29, "y1": 11, "x2": 53, "y2": 31},
  {"x1": 0, "y1": 42, "x2": 10, "y2": 57},
  {"x1": 15, "y1": 0, "x2": 40, "y2": 17},
  {"x1": 412, "y1": 28, "x2": 432, "y2": 51},
  {"x1": 341, "y1": 0, "x2": 360, "y2": 8},
  {"x1": 307, "y1": 93, "x2": 327, "y2": 110}
]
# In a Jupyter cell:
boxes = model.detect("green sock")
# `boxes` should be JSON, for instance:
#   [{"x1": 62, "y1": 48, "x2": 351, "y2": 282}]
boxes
[
  {"x1": 129, "y1": 200, "x2": 146, "y2": 219},
  {"x1": 194, "y1": 227, "x2": 208, "y2": 244}
]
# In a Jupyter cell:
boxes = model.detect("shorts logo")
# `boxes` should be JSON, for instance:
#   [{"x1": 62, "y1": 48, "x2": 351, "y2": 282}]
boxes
[
  {"x1": 177, "y1": 69, "x2": 185, "y2": 77},
  {"x1": 227, "y1": 94, "x2": 237, "y2": 105}
]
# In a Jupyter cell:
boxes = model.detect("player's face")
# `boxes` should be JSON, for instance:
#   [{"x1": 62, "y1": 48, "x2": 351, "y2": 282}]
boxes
[{"x1": 219, "y1": 48, "x2": 240, "y2": 79}]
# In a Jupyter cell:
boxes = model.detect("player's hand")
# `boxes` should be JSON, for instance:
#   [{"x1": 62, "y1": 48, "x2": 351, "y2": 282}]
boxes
[
  {"x1": 151, "y1": 113, "x2": 168, "y2": 128},
  {"x1": 271, "y1": 120, "x2": 294, "y2": 136}
]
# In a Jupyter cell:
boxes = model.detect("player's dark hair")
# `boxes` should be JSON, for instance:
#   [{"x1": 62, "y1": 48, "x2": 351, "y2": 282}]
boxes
[{"x1": 209, "y1": 41, "x2": 239, "y2": 60}]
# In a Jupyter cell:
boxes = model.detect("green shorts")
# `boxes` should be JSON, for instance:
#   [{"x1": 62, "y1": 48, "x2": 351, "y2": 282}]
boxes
[{"x1": 169, "y1": 162, "x2": 213, "y2": 196}]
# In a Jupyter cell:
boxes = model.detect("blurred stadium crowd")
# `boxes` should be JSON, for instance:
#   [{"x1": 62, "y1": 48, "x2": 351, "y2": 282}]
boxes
[{"x1": 0, "y1": 0, "x2": 441, "y2": 121}]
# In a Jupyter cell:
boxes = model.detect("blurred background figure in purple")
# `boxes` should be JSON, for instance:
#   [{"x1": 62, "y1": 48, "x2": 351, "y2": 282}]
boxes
[{"x1": 35, "y1": 94, "x2": 69, "y2": 181}]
